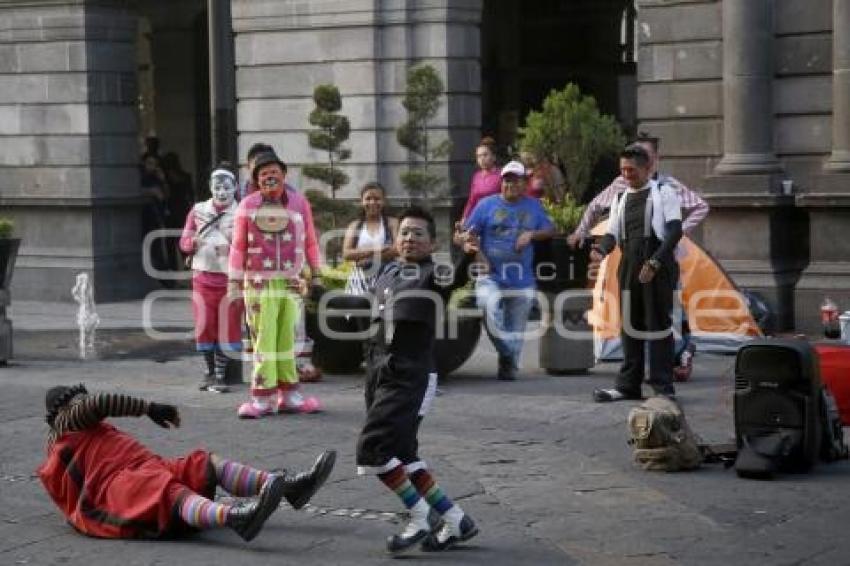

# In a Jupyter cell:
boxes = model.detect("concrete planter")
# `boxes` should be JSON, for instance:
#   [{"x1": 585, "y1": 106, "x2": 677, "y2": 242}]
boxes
[
  {"x1": 539, "y1": 292, "x2": 594, "y2": 374},
  {"x1": 306, "y1": 295, "x2": 366, "y2": 375},
  {"x1": 0, "y1": 238, "x2": 21, "y2": 365}
]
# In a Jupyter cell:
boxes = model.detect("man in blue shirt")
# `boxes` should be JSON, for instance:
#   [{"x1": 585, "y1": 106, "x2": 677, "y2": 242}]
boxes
[{"x1": 464, "y1": 160, "x2": 555, "y2": 380}]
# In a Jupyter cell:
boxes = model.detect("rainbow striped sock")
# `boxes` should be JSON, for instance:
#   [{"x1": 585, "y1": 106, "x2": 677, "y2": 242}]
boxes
[
  {"x1": 409, "y1": 468, "x2": 454, "y2": 515},
  {"x1": 378, "y1": 464, "x2": 422, "y2": 510},
  {"x1": 177, "y1": 491, "x2": 230, "y2": 529},
  {"x1": 214, "y1": 458, "x2": 270, "y2": 496}
]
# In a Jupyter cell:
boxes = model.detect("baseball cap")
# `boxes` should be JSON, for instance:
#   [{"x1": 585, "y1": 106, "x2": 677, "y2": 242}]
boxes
[{"x1": 500, "y1": 160, "x2": 526, "y2": 178}]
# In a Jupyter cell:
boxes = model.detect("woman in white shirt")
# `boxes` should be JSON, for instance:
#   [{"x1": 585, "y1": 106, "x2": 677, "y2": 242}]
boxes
[{"x1": 342, "y1": 182, "x2": 399, "y2": 294}]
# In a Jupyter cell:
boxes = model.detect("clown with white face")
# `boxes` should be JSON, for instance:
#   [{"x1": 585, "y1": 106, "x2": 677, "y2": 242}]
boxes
[
  {"x1": 210, "y1": 169, "x2": 237, "y2": 206},
  {"x1": 179, "y1": 166, "x2": 243, "y2": 393}
]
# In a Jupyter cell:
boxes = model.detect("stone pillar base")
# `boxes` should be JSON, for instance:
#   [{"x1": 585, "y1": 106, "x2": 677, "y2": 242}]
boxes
[
  {"x1": 702, "y1": 195, "x2": 808, "y2": 332},
  {"x1": 714, "y1": 154, "x2": 783, "y2": 176}
]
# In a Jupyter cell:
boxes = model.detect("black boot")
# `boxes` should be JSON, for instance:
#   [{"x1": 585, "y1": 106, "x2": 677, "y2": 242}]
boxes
[
  {"x1": 281, "y1": 450, "x2": 336, "y2": 509},
  {"x1": 198, "y1": 350, "x2": 215, "y2": 391},
  {"x1": 226, "y1": 474, "x2": 287, "y2": 542},
  {"x1": 209, "y1": 349, "x2": 231, "y2": 393}
]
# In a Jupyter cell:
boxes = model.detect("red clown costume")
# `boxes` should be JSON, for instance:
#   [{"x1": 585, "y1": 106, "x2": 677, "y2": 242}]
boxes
[{"x1": 37, "y1": 384, "x2": 336, "y2": 541}]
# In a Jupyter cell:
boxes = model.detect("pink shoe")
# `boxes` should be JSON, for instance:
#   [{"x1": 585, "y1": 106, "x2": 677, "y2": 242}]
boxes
[
  {"x1": 277, "y1": 389, "x2": 322, "y2": 414},
  {"x1": 237, "y1": 399, "x2": 274, "y2": 419}
]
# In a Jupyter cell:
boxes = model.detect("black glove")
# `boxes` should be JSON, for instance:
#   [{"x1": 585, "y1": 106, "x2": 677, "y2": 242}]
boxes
[{"x1": 147, "y1": 402, "x2": 181, "y2": 429}]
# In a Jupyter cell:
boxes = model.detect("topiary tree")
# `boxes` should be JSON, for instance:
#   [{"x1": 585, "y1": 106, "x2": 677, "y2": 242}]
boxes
[
  {"x1": 396, "y1": 64, "x2": 452, "y2": 203},
  {"x1": 302, "y1": 84, "x2": 351, "y2": 201},
  {"x1": 303, "y1": 188, "x2": 357, "y2": 267},
  {"x1": 520, "y1": 83, "x2": 625, "y2": 202}
]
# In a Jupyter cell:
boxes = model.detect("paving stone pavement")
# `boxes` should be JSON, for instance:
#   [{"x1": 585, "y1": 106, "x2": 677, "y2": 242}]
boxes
[{"x1": 1, "y1": 305, "x2": 850, "y2": 565}]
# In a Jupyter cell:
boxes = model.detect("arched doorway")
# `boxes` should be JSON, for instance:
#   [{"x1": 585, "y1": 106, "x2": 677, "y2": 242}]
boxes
[{"x1": 481, "y1": 0, "x2": 637, "y2": 150}]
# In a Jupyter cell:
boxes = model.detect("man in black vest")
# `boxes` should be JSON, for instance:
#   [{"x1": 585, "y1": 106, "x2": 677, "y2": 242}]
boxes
[{"x1": 591, "y1": 145, "x2": 683, "y2": 402}]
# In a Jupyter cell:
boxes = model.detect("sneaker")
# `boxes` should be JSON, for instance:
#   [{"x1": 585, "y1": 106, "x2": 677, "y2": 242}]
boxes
[
  {"x1": 421, "y1": 514, "x2": 478, "y2": 552},
  {"x1": 297, "y1": 360, "x2": 322, "y2": 383},
  {"x1": 386, "y1": 519, "x2": 430, "y2": 555},
  {"x1": 673, "y1": 343, "x2": 696, "y2": 382},
  {"x1": 206, "y1": 380, "x2": 230, "y2": 393}
]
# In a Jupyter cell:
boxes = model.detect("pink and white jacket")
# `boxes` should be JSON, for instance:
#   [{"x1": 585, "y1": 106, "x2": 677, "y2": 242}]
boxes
[
  {"x1": 179, "y1": 199, "x2": 237, "y2": 275},
  {"x1": 228, "y1": 186, "x2": 321, "y2": 285}
]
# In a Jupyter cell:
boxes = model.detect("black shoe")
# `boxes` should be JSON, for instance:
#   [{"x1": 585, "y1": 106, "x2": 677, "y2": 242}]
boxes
[
  {"x1": 282, "y1": 450, "x2": 336, "y2": 510},
  {"x1": 206, "y1": 382, "x2": 231, "y2": 393},
  {"x1": 421, "y1": 514, "x2": 479, "y2": 552},
  {"x1": 497, "y1": 357, "x2": 517, "y2": 381},
  {"x1": 387, "y1": 523, "x2": 430, "y2": 555},
  {"x1": 593, "y1": 388, "x2": 642, "y2": 403},
  {"x1": 226, "y1": 474, "x2": 287, "y2": 542},
  {"x1": 198, "y1": 373, "x2": 216, "y2": 391}
]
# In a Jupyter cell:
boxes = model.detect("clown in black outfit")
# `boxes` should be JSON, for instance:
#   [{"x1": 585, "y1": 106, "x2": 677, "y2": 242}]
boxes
[{"x1": 355, "y1": 206, "x2": 480, "y2": 555}]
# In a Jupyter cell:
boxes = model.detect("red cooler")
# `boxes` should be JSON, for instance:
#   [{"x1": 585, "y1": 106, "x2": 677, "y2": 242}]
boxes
[{"x1": 814, "y1": 343, "x2": 850, "y2": 425}]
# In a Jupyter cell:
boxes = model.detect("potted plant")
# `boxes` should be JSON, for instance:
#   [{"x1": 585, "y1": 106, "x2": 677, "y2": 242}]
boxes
[
  {"x1": 519, "y1": 84, "x2": 624, "y2": 374},
  {"x1": 0, "y1": 217, "x2": 21, "y2": 365},
  {"x1": 303, "y1": 263, "x2": 369, "y2": 375},
  {"x1": 519, "y1": 83, "x2": 623, "y2": 292},
  {"x1": 305, "y1": 269, "x2": 482, "y2": 378}
]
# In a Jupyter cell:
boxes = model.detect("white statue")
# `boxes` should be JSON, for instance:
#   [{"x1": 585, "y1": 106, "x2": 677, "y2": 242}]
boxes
[{"x1": 71, "y1": 273, "x2": 100, "y2": 360}]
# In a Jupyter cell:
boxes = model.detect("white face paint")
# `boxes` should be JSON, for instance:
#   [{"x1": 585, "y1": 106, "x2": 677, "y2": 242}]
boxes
[{"x1": 210, "y1": 171, "x2": 236, "y2": 205}]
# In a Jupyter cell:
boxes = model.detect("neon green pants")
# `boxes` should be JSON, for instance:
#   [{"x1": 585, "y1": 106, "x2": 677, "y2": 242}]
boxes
[{"x1": 244, "y1": 278, "x2": 299, "y2": 390}]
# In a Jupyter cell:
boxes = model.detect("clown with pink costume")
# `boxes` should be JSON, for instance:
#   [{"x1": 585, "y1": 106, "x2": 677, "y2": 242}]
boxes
[
  {"x1": 180, "y1": 166, "x2": 243, "y2": 393},
  {"x1": 228, "y1": 151, "x2": 322, "y2": 418}
]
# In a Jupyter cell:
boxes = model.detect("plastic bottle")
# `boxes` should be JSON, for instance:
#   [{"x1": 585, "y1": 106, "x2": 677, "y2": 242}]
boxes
[{"x1": 821, "y1": 297, "x2": 841, "y2": 339}]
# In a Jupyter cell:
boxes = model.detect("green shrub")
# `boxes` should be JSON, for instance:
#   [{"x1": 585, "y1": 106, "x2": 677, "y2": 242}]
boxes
[
  {"x1": 520, "y1": 83, "x2": 625, "y2": 202},
  {"x1": 0, "y1": 218, "x2": 13, "y2": 239},
  {"x1": 541, "y1": 194, "x2": 586, "y2": 235}
]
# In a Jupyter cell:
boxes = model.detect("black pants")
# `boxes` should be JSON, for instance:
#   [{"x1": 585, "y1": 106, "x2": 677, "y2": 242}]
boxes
[
  {"x1": 616, "y1": 249, "x2": 677, "y2": 397},
  {"x1": 356, "y1": 352, "x2": 428, "y2": 468}
]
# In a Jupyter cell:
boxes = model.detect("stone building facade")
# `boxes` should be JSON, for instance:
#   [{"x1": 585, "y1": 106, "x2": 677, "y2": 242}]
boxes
[
  {"x1": 639, "y1": 0, "x2": 850, "y2": 333},
  {"x1": 0, "y1": 0, "x2": 847, "y2": 332}
]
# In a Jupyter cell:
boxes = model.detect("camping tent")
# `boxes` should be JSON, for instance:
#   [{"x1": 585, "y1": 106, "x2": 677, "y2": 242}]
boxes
[{"x1": 588, "y1": 223, "x2": 762, "y2": 361}]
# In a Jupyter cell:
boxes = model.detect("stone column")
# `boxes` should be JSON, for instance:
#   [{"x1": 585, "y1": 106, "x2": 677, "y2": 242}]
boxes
[
  {"x1": 825, "y1": 0, "x2": 850, "y2": 172},
  {"x1": 0, "y1": 1, "x2": 148, "y2": 301},
  {"x1": 714, "y1": 0, "x2": 781, "y2": 174}
]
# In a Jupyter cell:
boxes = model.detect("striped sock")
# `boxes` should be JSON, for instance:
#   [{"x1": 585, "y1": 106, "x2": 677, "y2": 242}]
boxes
[
  {"x1": 409, "y1": 468, "x2": 454, "y2": 515},
  {"x1": 378, "y1": 464, "x2": 422, "y2": 510},
  {"x1": 213, "y1": 457, "x2": 270, "y2": 496},
  {"x1": 177, "y1": 491, "x2": 230, "y2": 529}
]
